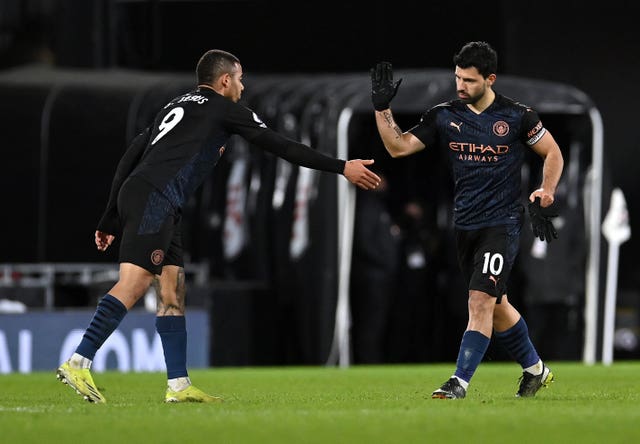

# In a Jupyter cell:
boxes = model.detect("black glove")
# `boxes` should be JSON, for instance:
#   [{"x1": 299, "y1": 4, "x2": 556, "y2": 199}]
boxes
[
  {"x1": 370, "y1": 61, "x2": 403, "y2": 111},
  {"x1": 528, "y1": 197, "x2": 558, "y2": 243}
]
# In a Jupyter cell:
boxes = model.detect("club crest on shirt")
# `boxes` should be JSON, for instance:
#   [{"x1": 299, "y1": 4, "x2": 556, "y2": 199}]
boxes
[
  {"x1": 150, "y1": 249, "x2": 164, "y2": 266},
  {"x1": 492, "y1": 121, "x2": 509, "y2": 136}
]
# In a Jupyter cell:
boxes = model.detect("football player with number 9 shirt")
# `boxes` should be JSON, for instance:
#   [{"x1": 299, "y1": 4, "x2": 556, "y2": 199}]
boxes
[{"x1": 56, "y1": 49, "x2": 381, "y2": 404}]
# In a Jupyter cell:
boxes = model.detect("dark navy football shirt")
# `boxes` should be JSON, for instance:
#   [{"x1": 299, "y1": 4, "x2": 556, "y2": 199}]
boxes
[
  {"x1": 97, "y1": 87, "x2": 345, "y2": 235},
  {"x1": 408, "y1": 94, "x2": 546, "y2": 229},
  {"x1": 131, "y1": 88, "x2": 269, "y2": 210}
]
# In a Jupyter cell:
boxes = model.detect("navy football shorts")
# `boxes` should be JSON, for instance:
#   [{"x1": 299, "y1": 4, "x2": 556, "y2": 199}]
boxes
[
  {"x1": 455, "y1": 224, "x2": 520, "y2": 301},
  {"x1": 116, "y1": 176, "x2": 184, "y2": 275}
]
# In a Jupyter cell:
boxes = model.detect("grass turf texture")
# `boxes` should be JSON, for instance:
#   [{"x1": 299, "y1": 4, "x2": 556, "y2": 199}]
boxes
[{"x1": 1, "y1": 362, "x2": 639, "y2": 444}]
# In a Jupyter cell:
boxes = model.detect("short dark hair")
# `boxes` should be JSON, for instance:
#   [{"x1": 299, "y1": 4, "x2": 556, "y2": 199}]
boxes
[
  {"x1": 453, "y1": 41, "x2": 497, "y2": 78},
  {"x1": 196, "y1": 49, "x2": 241, "y2": 85}
]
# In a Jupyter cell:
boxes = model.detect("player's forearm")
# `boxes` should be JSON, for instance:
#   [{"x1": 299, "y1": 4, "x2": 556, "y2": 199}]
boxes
[
  {"x1": 540, "y1": 148, "x2": 564, "y2": 195},
  {"x1": 375, "y1": 109, "x2": 408, "y2": 157},
  {"x1": 253, "y1": 129, "x2": 345, "y2": 174},
  {"x1": 97, "y1": 128, "x2": 150, "y2": 233}
]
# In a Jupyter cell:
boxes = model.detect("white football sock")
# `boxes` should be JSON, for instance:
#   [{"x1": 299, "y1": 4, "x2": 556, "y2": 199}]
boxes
[
  {"x1": 524, "y1": 359, "x2": 543, "y2": 375},
  {"x1": 168, "y1": 376, "x2": 191, "y2": 392},
  {"x1": 69, "y1": 353, "x2": 92, "y2": 369}
]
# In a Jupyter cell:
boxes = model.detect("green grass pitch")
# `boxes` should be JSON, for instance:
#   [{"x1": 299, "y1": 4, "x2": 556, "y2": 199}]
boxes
[{"x1": 1, "y1": 362, "x2": 639, "y2": 443}]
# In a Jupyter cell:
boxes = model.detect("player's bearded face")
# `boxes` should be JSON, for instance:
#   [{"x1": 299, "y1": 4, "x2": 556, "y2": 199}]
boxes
[
  {"x1": 458, "y1": 82, "x2": 486, "y2": 105},
  {"x1": 455, "y1": 66, "x2": 489, "y2": 105}
]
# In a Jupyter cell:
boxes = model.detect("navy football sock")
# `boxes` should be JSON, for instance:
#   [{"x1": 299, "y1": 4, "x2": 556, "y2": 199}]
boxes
[
  {"x1": 156, "y1": 316, "x2": 188, "y2": 379},
  {"x1": 494, "y1": 317, "x2": 540, "y2": 368},
  {"x1": 75, "y1": 294, "x2": 128, "y2": 360},
  {"x1": 454, "y1": 330, "x2": 490, "y2": 383}
]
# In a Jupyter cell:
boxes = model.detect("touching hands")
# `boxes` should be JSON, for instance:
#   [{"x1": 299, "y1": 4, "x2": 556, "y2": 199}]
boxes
[
  {"x1": 95, "y1": 230, "x2": 115, "y2": 251},
  {"x1": 343, "y1": 159, "x2": 381, "y2": 190},
  {"x1": 371, "y1": 61, "x2": 403, "y2": 111}
]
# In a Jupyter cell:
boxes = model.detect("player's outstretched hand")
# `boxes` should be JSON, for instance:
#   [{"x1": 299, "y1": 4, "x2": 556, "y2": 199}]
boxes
[
  {"x1": 371, "y1": 61, "x2": 403, "y2": 111},
  {"x1": 343, "y1": 159, "x2": 381, "y2": 190},
  {"x1": 528, "y1": 197, "x2": 558, "y2": 243},
  {"x1": 95, "y1": 230, "x2": 115, "y2": 252}
]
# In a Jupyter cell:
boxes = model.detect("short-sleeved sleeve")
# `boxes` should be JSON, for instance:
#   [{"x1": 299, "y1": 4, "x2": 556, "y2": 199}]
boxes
[
  {"x1": 521, "y1": 108, "x2": 547, "y2": 146},
  {"x1": 408, "y1": 108, "x2": 439, "y2": 147}
]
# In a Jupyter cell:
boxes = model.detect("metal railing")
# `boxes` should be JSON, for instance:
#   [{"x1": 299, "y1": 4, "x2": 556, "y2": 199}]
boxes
[{"x1": 0, "y1": 262, "x2": 210, "y2": 310}]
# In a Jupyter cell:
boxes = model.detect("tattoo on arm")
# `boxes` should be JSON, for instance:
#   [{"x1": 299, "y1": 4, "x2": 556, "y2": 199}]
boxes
[{"x1": 382, "y1": 110, "x2": 402, "y2": 138}]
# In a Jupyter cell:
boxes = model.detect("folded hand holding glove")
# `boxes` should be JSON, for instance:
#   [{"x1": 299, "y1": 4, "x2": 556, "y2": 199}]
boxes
[{"x1": 528, "y1": 197, "x2": 558, "y2": 243}]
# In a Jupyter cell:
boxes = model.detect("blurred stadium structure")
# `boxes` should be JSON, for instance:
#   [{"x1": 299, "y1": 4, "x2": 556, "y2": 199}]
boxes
[{"x1": 0, "y1": 0, "x2": 638, "y2": 370}]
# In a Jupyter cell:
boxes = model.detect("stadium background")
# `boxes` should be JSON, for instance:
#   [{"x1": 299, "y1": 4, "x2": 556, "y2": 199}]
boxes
[{"x1": 0, "y1": 0, "x2": 638, "y2": 367}]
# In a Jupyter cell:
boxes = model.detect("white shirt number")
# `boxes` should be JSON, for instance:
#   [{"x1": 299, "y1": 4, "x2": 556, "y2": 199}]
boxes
[{"x1": 151, "y1": 107, "x2": 185, "y2": 145}]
